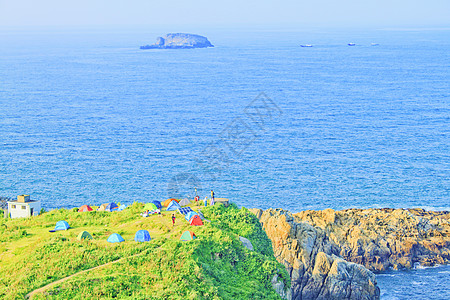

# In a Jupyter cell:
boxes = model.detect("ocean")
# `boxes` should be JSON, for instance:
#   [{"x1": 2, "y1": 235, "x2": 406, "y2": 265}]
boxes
[{"x1": 0, "y1": 27, "x2": 449, "y2": 298}]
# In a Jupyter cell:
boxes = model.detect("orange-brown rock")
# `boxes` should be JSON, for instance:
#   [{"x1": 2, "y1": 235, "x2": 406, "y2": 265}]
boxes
[{"x1": 251, "y1": 208, "x2": 450, "y2": 300}]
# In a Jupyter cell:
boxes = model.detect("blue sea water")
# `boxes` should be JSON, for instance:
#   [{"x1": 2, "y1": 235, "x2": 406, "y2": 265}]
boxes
[{"x1": 0, "y1": 27, "x2": 449, "y2": 298}]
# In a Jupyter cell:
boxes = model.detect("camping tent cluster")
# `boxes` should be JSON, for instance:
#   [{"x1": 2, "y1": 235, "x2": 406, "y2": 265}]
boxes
[
  {"x1": 50, "y1": 221, "x2": 152, "y2": 244},
  {"x1": 78, "y1": 203, "x2": 127, "y2": 213}
]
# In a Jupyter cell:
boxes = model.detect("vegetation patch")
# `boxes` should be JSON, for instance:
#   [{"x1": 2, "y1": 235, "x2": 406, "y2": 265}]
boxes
[{"x1": 0, "y1": 203, "x2": 287, "y2": 299}]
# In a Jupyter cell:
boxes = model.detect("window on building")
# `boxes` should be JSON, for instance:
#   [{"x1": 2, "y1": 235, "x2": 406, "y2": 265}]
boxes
[
  {"x1": 22, "y1": 206, "x2": 26, "y2": 210},
  {"x1": 12, "y1": 205, "x2": 16, "y2": 209}
]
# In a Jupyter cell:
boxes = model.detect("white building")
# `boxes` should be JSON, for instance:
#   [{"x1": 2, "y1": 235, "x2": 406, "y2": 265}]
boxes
[{"x1": 7, "y1": 195, "x2": 41, "y2": 219}]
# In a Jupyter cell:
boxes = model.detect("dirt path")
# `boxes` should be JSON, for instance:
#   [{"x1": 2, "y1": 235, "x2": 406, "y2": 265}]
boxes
[{"x1": 26, "y1": 249, "x2": 151, "y2": 299}]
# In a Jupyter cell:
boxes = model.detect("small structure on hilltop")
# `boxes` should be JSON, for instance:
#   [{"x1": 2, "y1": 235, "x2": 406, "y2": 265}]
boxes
[
  {"x1": 7, "y1": 195, "x2": 41, "y2": 219},
  {"x1": 213, "y1": 198, "x2": 230, "y2": 207}
]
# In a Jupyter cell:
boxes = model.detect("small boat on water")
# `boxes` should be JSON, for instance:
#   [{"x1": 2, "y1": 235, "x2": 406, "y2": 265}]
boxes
[
  {"x1": 300, "y1": 44, "x2": 313, "y2": 47},
  {"x1": 371, "y1": 43, "x2": 379, "y2": 46},
  {"x1": 348, "y1": 43, "x2": 356, "y2": 46}
]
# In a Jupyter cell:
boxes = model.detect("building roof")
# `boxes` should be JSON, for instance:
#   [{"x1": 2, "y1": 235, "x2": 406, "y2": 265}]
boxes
[{"x1": 7, "y1": 200, "x2": 40, "y2": 204}]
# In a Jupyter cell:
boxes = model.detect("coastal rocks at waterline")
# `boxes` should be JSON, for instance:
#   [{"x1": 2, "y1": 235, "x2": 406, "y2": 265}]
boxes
[
  {"x1": 251, "y1": 208, "x2": 450, "y2": 300},
  {"x1": 251, "y1": 208, "x2": 380, "y2": 300},
  {"x1": 140, "y1": 33, "x2": 213, "y2": 49}
]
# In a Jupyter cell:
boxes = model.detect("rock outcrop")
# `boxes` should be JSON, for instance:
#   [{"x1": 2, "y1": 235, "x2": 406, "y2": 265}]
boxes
[
  {"x1": 251, "y1": 208, "x2": 450, "y2": 300},
  {"x1": 140, "y1": 33, "x2": 213, "y2": 49}
]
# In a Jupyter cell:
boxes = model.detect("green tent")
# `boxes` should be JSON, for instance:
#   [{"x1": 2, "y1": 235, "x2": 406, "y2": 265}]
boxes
[
  {"x1": 77, "y1": 231, "x2": 93, "y2": 241},
  {"x1": 180, "y1": 231, "x2": 196, "y2": 241},
  {"x1": 144, "y1": 203, "x2": 158, "y2": 211}
]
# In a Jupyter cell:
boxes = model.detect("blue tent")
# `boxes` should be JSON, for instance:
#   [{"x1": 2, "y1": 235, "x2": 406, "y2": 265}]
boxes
[
  {"x1": 105, "y1": 202, "x2": 118, "y2": 212},
  {"x1": 167, "y1": 200, "x2": 181, "y2": 211},
  {"x1": 54, "y1": 220, "x2": 70, "y2": 231},
  {"x1": 107, "y1": 233, "x2": 125, "y2": 243},
  {"x1": 152, "y1": 201, "x2": 162, "y2": 209},
  {"x1": 117, "y1": 204, "x2": 126, "y2": 211},
  {"x1": 134, "y1": 230, "x2": 151, "y2": 242},
  {"x1": 185, "y1": 211, "x2": 199, "y2": 222}
]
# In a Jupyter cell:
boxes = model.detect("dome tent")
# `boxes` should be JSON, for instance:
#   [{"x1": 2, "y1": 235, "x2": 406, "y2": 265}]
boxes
[
  {"x1": 105, "y1": 202, "x2": 118, "y2": 212},
  {"x1": 178, "y1": 198, "x2": 191, "y2": 206},
  {"x1": 107, "y1": 233, "x2": 125, "y2": 243},
  {"x1": 189, "y1": 215, "x2": 203, "y2": 226},
  {"x1": 144, "y1": 203, "x2": 158, "y2": 211},
  {"x1": 166, "y1": 200, "x2": 181, "y2": 211},
  {"x1": 97, "y1": 203, "x2": 109, "y2": 211},
  {"x1": 78, "y1": 205, "x2": 93, "y2": 212},
  {"x1": 163, "y1": 198, "x2": 179, "y2": 207},
  {"x1": 51, "y1": 220, "x2": 70, "y2": 232},
  {"x1": 77, "y1": 231, "x2": 93, "y2": 241},
  {"x1": 152, "y1": 201, "x2": 162, "y2": 209},
  {"x1": 180, "y1": 231, "x2": 196, "y2": 241},
  {"x1": 134, "y1": 230, "x2": 151, "y2": 242},
  {"x1": 185, "y1": 211, "x2": 199, "y2": 222}
]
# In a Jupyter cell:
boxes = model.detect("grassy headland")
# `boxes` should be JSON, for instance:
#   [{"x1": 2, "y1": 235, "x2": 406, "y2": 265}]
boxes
[{"x1": 0, "y1": 203, "x2": 289, "y2": 299}]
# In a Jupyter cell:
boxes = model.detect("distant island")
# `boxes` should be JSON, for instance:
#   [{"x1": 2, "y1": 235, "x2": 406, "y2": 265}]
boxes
[{"x1": 140, "y1": 33, "x2": 214, "y2": 49}]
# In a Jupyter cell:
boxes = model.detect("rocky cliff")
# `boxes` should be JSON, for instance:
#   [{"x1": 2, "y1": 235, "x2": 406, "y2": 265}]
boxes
[
  {"x1": 140, "y1": 33, "x2": 213, "y2": 49},
  {"x1": 250, "y1": 208, "x2": 450, "y2": 300}
]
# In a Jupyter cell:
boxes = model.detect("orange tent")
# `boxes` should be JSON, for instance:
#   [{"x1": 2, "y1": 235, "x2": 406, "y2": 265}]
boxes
[
  {"x1": 163, "y1": 198, "x2": 179, "y2": 207},
  {"x1": 189, "y1": 215, "x2": 203, "y2": 226},
  {"x1": 78, "y1": 205, "x2": 93, "y2": 212}
]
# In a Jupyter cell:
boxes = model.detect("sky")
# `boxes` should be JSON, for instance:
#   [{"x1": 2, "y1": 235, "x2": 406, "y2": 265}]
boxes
[{"x1": 0, "y1": 0, "x2": 449, "y2": 28}]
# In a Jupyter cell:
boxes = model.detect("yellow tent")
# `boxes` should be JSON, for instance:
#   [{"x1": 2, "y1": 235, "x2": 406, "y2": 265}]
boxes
[{"x1": 97, "y1": 203, "x2": 109, "y2": 211}]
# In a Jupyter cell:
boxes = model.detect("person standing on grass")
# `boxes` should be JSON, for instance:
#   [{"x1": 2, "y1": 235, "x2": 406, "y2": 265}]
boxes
[{"x1": 172, "y1": 214, "x2": 176, "y2": 226}]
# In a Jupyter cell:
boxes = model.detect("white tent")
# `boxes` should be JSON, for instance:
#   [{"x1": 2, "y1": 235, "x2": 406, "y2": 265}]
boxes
[{"x1": 178, "y1": 198, "x2": 191, "y2": 206}]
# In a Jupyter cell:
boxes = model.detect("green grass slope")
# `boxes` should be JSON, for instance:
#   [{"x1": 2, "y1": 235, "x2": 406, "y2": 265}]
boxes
[{"x1": 0, "y1": 203, "x2": 289, "y2": 299}]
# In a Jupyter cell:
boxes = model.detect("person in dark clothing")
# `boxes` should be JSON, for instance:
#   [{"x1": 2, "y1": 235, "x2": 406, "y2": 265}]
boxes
[{"x1": 172, "y1": 214, "x2": 176, "y2": 226}]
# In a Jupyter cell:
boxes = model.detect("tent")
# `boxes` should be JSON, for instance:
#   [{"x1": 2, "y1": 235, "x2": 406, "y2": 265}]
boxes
[
  {"x1": 77, "y1": 231, "x2": 93, "y2": 240},
  {"x1": 117, "y1": 204, "x2": 126, "y2": 211},
  {"x1": 97, "y1": 203, "x2": 109, "y2": 211},
  {"x1": 178, "y1": 207, "x2": 194, "y2": 215},
  {"x1": 189, "y1": 215, "x2": 203, "y2": 226},
  {"x1": 134, "y1": 230, "x2": 151, "y2": 242},
  {"x1": 152, "y1": 201, "x2": 162, "y2": 209},
  {"x1": 144, "y1": 203, "x2": 158, "y2": 211},
  {"x1": 78, "y1": 205, "x2": 93, "y2": 212},
  {"x1": 107, "y1": 233, "x2": 125, "y2": 243},
  {"x1": 185, "y1": 211, "x2": 199, "y2": 222},
  {"x1": 54, "y1": 220, "x2": 70, "y2": 231},
  {"x1": 167, "y1": 200, "x2": 181, "y2": 211},
  {"x1": 178, "y1": 198, "x2": 191, "y2": 207},
  {"x1": 180, "y1": 231, "x2": 196, "y2": 241},
  {"x1": 105, "y1": 202, "x2": 118, "y2": 212},
  {"x1": 163, "y1": 198, "x2": 179, "y2": 207}
]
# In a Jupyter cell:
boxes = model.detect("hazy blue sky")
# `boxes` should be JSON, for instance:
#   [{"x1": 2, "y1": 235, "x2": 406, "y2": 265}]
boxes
[{"x1": 0, "y1": 0, "x2": 449, "y2": 28}]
